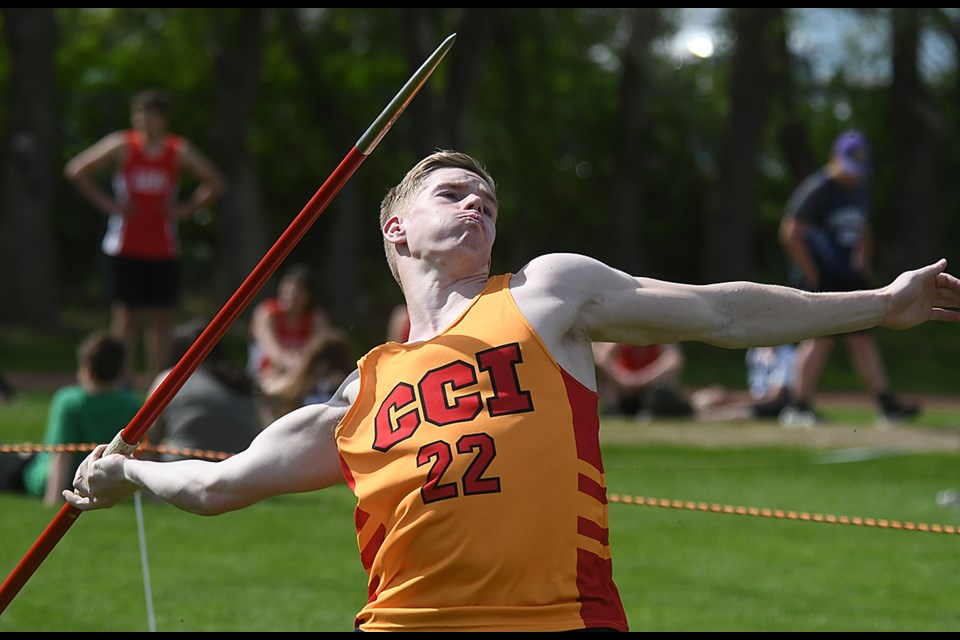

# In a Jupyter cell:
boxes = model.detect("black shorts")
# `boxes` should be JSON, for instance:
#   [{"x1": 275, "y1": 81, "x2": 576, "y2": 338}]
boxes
[
  {"x1": 750, "y1": 388, "x2": 790, "y2": 419},
  {"x1": 816, "y1": 270, "x2": 870, "y2": 293},
  {"x1": 0, "y1": 452, "x2": 32, "y2": 493},
  {"x1": 790, "y1": 267, "x2": 870, "y2": 293},
  {"x1": 107, "y1": 255, "x2": 180, "y2": 308}
]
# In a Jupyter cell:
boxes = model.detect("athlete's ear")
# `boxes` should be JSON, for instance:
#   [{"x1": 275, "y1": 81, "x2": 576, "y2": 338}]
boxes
[{"x1": 383, "y1": 214, "x2": 404, "y2": 244}]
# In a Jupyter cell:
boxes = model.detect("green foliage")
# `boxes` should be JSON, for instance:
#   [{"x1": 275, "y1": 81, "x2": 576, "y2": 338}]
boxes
[{"x1": 3, "y1": 8, "x2": 959, "y2": 352}]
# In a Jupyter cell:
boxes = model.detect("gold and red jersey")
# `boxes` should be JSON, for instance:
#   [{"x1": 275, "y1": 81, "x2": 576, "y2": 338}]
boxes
[{"x1": 336, "y1": 274, "x2": 628, "y2": 632}]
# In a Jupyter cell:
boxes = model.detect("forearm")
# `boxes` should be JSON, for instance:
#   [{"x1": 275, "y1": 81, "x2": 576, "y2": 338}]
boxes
[
  {"x1": 171, "y1": 182, "x2": 223, "y2": 220},
  {"x1": 122, "y1": 458, "x2": 237, "y2": 516},
  {"x1": 623, "y1": 358, "x2": 679, "y2": 389},
  {"x1": 704, "y1": 282, "x2": 888, "y2": 348},
  {"x1": 70, "y1": 173, "x2": 118, "y2": 215}
]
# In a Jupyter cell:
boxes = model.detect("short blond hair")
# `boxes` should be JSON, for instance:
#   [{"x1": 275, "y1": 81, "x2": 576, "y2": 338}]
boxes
[{"x1": 379, "y1": 150, "x2": 497, "y2": 288}]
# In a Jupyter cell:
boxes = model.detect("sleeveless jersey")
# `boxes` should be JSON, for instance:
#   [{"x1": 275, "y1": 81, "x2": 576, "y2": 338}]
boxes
[
  {"x1": 101, "y1": 130, "x2": 182, "y2": 260},
  {"x1": 336, "y1": 274, "x2": 628, "y2": 632},
  {"x1": 615, "y1": 343, "x2": 663, "y2": 373},
  {"x1": 250, "y1": 299, "x2": 315, "y2": 374}
]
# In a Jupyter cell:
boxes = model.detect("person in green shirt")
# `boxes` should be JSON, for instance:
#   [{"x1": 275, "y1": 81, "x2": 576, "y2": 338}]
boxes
[{"x1": 1, "y1": 330, "x2": 142, "y2": 506}]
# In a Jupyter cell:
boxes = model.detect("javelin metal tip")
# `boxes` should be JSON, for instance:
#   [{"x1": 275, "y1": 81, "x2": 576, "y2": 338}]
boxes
[{"x1": 356, "y1": 33, "x2": 458, "y2": 154}]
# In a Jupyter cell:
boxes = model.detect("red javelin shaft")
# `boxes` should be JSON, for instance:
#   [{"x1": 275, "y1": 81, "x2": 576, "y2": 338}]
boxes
[{"x1": 0, "y1": 32, "x2": 456, "y2": 616}]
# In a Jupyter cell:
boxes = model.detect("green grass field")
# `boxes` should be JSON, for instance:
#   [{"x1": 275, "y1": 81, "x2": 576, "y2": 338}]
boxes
[{"x1": 2, "y1": 392, "x2": 959, "y2": 631}]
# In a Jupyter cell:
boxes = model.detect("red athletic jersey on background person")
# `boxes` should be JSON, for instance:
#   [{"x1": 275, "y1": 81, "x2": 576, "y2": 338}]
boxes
[
  {"x1": 614, "y1": 343, "x2": 663, "y2": 374},
  {"x1": 101, "y1": 130, "x2": 183, "y2": 260},
  {"x1": 252, "y1": 298, "x2": 316, "y2": 374},
  {"x1": 336, "y1": 274, "x2": 628, "y2": 632}
]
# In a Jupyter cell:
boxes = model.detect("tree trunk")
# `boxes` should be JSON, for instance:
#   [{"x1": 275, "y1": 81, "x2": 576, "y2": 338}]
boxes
[
  {"x1": 401, "y1": 8, "x2": 444, "y2": 156},
  {"x1": 766, "y1": 8, "x2": 815, "y2": 282},
  {"x1": 704, "y1": 8, "x2": 781, "y2": 282},
  {"x1": 442, "y1": 9, "x2": 492, "y2": 150},
  {"x1": 608, "y1": 9, "x2": 661, "y2": 276},
  {"x1": 0, "y1": 8, "x2": 60, "y2": 328},
  {"x1": 276, "y1": 8, "x2": 367, "y2": 327},
  {"x1": 887, "y1": 8, "x2": 946, "y2": 276},
  {"x1": 771, "y1": 10, "x2": 816, "y2": 186},
  {"x1": 207, "y1": 8, "x2": 269, "y2": 306}
]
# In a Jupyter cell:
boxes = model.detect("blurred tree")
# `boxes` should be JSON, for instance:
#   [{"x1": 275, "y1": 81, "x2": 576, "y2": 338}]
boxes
[
  {"x1": 771, "y1": 12, "x2": 817, "y2": 186},
  {"x1": 207, "y1": 8, "x2": 269, "y2": 303},
  {"x1": 271, "y1": 8, "x2": 376, "y2": 330},
  {"x1": 0, "y1": 8, "x2": 957, "y2": 353},
  {"x1": 0, "y1": 8, "x2": 60, "y2": 328},
  {"x1": 704, "y1": 8, "x2": 782, "y2": 281},
  {"x1": 930, "y1": 9, "x2": 960, "y2": 261},
  {"x1": 608, "y1": 8, "x2": 664, "y2": 276},
  {"x1": 759, "y1": 8, "x2": 817, "y2": 284},
  {"x1": 439, "y1": 9, "x2": 492, "y2": 151},
  {"x1": 887, "y1": 8, "x2": 948, "y2": 275}
]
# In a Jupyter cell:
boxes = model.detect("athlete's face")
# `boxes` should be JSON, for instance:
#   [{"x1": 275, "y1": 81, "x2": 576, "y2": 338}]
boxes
[
  {"x1": 278, "y1": 276, "x2": 310, "y2": 312},
  {"x1": 130, "y1": 105, "x2": 169, "y2": 138},
  {"x1": 399, "y1": 167, "x2": 498, "y2": 269}
]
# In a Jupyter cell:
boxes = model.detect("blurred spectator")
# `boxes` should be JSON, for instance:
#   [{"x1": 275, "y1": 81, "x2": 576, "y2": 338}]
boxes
[
  {"x1": 257, "y1": 329, "x2": 354, "y2": 416},
  {"x1": 387, "y1": 304, "x2": 411, "y2": 343},
  {"x1": 0, "y1": 330, "x2": 142, "y2": 506},
  {"x1": 64, "y1": 88, "x2": 226, "y2": 388},
  {"x1": 147, "y1": 319, "x2": 261, "y2": 461},
  {"x1": 0, "y1": 372, "x2": 15, "y2": 403},
  {"x1": 745, "y1": 345, "x2": 795, "y2": 417},
  {"x1": 777, "y1": 130, "x2": 918, "y2": 428},
  {"x1": 593, "y1": 342, "x2": 693, "y2": 420},
  {"x1": 692, "y1": 345, "x2": 796, "y2": 421},
  {"x1": 247, "y1": 263, "x2": 336, "y2": 422},
  {"x1": 936, "y1": 489, "x2": 960, "y2": 509}
]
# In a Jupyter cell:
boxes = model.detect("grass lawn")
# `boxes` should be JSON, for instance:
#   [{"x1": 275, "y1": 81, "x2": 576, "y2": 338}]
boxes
[
  {"x1": 603, "y1": 443, "x2": 960, "y2": 632},
  {"x1": 2, "y1": 385, "x2": 959, "y2": 631}
]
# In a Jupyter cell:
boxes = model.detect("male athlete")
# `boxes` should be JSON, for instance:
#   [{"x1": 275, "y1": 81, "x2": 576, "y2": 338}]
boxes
[
  {"x1": 65, "y1": 89, "x2": 226, "y2": 385},
  {"x1": 67, "y1": 151, "x2": 960, "y2": 632}
]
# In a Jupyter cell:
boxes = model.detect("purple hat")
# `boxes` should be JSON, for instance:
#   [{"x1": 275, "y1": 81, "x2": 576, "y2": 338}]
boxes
[{"x1": 831, "y1": 130, "x2": 871, "y2": 178}]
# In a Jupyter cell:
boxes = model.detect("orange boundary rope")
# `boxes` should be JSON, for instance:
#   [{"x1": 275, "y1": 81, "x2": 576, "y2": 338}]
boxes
[
  {"x1": 4, "y1": 442, "x2": 956, "y2": 535},
  {"x1": 608, "y1": 493, "x2": 959, "y2": 535},
  {"x1": 0, "y1": 442, "x2": 231, "y2": 461}
]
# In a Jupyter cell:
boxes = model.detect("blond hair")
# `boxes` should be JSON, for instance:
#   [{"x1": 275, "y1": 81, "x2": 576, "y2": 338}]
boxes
[{"x1": 379, "y1": 150, "x2": 497, "y2": 287}]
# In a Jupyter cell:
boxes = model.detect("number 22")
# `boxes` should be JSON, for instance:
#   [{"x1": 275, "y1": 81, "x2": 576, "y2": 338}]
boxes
[{"x1": 417, "y1": 433, "x2": 501, "y2": 504}]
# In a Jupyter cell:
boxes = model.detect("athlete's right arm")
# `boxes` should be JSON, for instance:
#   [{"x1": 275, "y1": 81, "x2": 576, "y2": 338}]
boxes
[
  {"x1": 63, "y1": 131, "x2": 127, "y2": 216},
  {"x1": 64, "y1": 371, "x2": 359, "y2": 516}
]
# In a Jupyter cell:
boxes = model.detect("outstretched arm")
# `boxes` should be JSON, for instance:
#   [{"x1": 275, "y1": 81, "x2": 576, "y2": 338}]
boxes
[
  {"x1": 519, "y1": 253, "x2": 960, "y2": 352},
  {"x1": 64, "y1": 371, "x2": 359, "y2": 515}
]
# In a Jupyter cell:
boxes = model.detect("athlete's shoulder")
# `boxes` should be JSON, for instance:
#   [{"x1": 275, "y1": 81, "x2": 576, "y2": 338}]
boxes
[
  {"x1": 165, "y1": 133, "x2": 185, "y2": 152},
  {"x1": 515, "y1": 253, "x2": 620, "y2": 295},
  {"x1": 517, "y1": 253, "x2": 608, "y2": 281}
]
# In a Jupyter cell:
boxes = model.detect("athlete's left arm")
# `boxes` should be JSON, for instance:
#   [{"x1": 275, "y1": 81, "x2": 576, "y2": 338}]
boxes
[
  {"x1": 524, "y1": 253, "x2": 960, "y2": 350},
  {"x1": 171, "y1": 140, "x2": 227, "y2": 220}
]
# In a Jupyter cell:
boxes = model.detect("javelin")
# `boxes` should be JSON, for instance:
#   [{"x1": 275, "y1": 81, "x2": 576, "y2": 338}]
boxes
[{"x1": 0, "y1": 32, "x2": 457, "y2": 616}]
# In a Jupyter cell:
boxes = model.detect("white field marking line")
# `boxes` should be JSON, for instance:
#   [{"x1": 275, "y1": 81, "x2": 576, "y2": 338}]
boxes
[{"x1": 134, "y1": 491, "x2": 157, "y2": 632}]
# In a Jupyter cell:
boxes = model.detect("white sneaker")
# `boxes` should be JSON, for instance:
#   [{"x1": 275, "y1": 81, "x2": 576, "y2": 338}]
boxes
[
  {"x1": 778, "y1": 405, "x2": 821, "y2": 429},
  {"x1": 936, "y1": 489, "x2": 960, "y2": 508}
]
